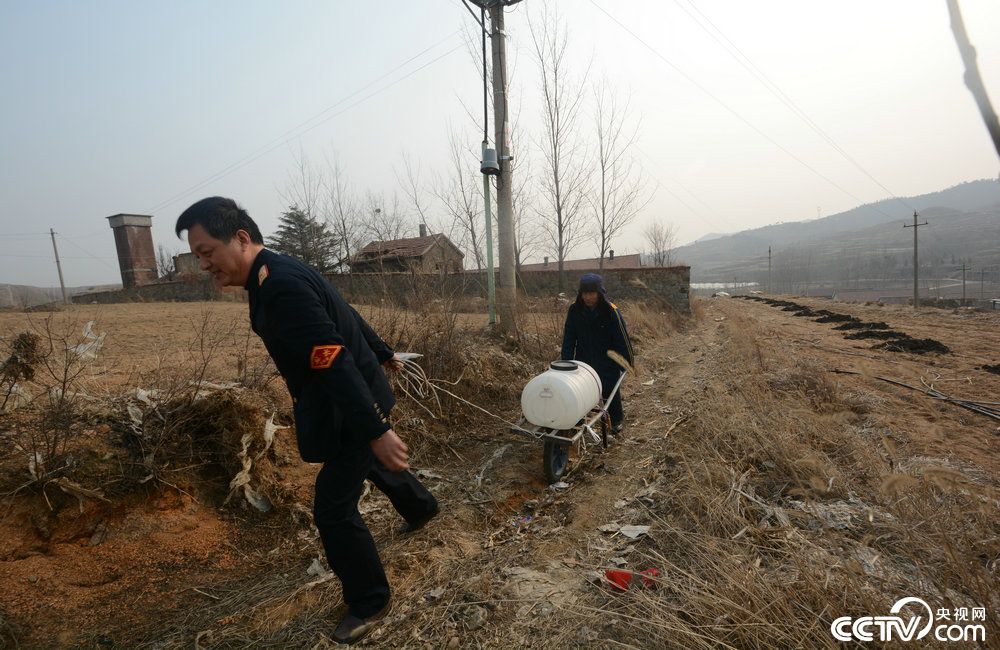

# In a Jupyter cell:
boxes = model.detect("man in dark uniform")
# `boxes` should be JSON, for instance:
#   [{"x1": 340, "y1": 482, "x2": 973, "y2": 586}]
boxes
[
  {"x1": 561, "y1": 273, "x2": 634, "y2": 433},
  {"x1": 175, "y1": 196, "x2": 438, "y2": 644}
]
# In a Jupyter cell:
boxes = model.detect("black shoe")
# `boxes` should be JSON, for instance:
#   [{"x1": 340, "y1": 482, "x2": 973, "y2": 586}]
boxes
[
  {"x1": 398, "y1": 505, "x2": 439, "y2": 534},
  {"x1": 333, "y1": 601, "x2": 390, "y2": 645},
  {"x1": 611, "y1": 423, "x2": 624, "y2": 435}
]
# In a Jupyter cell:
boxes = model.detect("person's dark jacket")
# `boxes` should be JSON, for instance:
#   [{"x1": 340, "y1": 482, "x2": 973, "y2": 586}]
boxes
[
  {"x1": 246, "y1": 249, "x2": 395, "y2": 462},
  {"x1": 560, "y1": 295, "x2": 634, "y2": 387}
]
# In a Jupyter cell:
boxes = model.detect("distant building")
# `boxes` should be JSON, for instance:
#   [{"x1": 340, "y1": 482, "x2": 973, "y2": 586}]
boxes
[
  {"x1": 517, "y1": 251, "x2": 642, "y2": 272},
  {"x1": 173, "y1": 252, "x2": 202, "y2": 277},
  {"x1": 352, "y1": 225, "x2": 464, "y2": 274}
]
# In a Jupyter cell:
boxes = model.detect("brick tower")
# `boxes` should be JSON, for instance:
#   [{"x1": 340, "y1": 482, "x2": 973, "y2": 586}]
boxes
[{"x1": 107, "y1": 214, "x2": 158, "y2": 288}]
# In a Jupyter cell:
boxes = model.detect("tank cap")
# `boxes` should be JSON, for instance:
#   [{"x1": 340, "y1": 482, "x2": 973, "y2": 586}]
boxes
[{"x1": 549, "y1": 360, "x2": 578, "y2": 372}]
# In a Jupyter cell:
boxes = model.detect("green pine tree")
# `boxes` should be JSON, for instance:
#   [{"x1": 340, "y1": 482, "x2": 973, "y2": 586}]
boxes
[{"x1": 268, "y1": 207, "x2": 338, "y2": 272}]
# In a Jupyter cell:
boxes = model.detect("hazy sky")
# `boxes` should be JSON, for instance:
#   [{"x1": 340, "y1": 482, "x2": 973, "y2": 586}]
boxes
[{"x1": 1, "y1": 0, "x2": 998, "y2": 287}]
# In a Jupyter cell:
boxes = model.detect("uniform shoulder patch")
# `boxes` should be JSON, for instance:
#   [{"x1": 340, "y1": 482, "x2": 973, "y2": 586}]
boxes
[
  {"x1": 310, "y1": 344, "x2": 343, "y2": 369},
  {"x1": 258, "y1": 264, "x2": 270, "y2": 286}
]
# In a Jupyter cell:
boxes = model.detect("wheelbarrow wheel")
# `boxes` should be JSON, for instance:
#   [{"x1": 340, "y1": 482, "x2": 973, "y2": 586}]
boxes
[{"x1": 543, "y1": 436, "x2": 570, "y2": 483}]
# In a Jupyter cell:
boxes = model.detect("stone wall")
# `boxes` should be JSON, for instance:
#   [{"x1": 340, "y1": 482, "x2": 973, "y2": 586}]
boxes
[
  {"x1": 329, "y1": 266, "x2": 691, "y2": 313},
  {"x1": 71, "y1": 266, "x2": 691, "y2": 313},
  {"x1": 72, "y1": 276, "x2": 245, "y2": 304}
]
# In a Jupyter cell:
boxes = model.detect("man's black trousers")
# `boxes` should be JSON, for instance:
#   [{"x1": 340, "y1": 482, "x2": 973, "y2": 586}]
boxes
[{"x1": 313, "y1": 442, "x2": 438, "y2": 618}]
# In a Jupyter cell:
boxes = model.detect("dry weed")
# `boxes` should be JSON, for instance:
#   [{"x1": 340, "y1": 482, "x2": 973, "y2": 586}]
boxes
[{"x1": 582, "y1": 314, "x2": 998, "y2": 647}]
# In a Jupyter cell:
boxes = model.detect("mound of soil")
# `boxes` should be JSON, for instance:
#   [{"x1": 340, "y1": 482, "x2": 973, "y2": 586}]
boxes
[
  {"x1": 875, "y1": 338, "x2": 951, "y2": 355},
  {"x1": 792, "y1": 309, "x2": 816, "y2": 317},
  {"x1": 815, "y1": 313, "x2": 857, "y2": 324},
  {"x1": 979, "y1": 364, "x2": 1000, "y2": 375},
  {"x1": 833, "y1": 321, "x2": 890, "y2": 331},
  {"x1": 845, "y1": 330, "x2": 909, "y2": 341}
]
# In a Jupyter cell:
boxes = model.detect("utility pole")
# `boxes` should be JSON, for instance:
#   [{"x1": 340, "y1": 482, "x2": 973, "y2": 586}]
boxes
[
  {"x1": 487, "y1": 1, "x2": 518, "y2": 337},
  {"x1": 482, "y1": 141, "x2": 496, "y2": 325},
  {"x1": 903, "y1": 211, "x2": 928, "y2": 308},
  {"x1": 478, "y1": 4, "x2": 496, "y2": 326},
  {"x1": 768, "y1": 246, "x2": 772, "y2": 294},
  {"x1": 960, "y1": 262, "x2": 969, "y2": 304},
  {"x1": 981, "y1": 269, "x2": 986, "y2": 301},
  {"x1": 49, "y1": 228, "x2": 69, "y2": 304}
]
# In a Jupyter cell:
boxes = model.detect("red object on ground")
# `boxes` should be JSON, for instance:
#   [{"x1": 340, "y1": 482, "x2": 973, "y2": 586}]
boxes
[
  {"x1": 604, "y1": 569, "x2": 633, "y2": 591},
  {"x1": 604, "y1": 567, "x2": 661, "y2": 591}
]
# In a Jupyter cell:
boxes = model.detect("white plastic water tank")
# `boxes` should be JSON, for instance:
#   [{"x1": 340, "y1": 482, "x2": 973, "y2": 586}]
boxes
[{"x1": 521, "y1": 360, "x2": 603, "y2": 429}]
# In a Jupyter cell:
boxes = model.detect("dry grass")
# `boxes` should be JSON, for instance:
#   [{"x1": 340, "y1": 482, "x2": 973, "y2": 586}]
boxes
[
  {"x1": 567, "y1": 308, "x2": 999, "y2": 648},
  {"x1": 3, "y1": 296, "x2": 996, "y2": 648}
]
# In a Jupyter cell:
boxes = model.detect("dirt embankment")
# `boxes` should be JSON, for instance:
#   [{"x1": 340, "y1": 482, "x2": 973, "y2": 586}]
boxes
[{"x1": 2, "y1": 298, "x2": 998, "y2": 647}]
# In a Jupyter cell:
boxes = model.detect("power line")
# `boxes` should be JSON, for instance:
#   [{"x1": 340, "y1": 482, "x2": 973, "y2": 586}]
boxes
[
  {"x1": 57, "y1": 234, "x2": 120, "y2": 273},
  {"x1": 673, "y1": 0, "x2": 914, "y2": 212},
  {"x1": 146, "y1": 32, "x2": 464, "y2": 215},
  {"x1": 588, "y1": 0, "x2": 894, "y2": 220},
  {"x1": 0, "y1": 232, "x2": 49, "y2": 238},
  {"x1": 633, "y1": 145, "x2": 742, "y2": 234}
]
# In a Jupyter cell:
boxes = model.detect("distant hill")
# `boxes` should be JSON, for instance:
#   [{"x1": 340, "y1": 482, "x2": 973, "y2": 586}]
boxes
[
  {"x1": 673, "y1": 178, "x2": 1000, "y2": 285},
  {"x1": 0, "y1": 283, "x2": 121, "y2": 308},
  {"x1": 689, "y1": 232, "x2": 728, "y2": 245}
]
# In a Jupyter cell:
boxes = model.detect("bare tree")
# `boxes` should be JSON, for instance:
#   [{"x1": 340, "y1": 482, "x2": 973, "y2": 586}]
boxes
[
  {"x1": 458, "y1": 11, "x2": 540, "y2": 274},
  {"x1": 361, "y1": 191, "x2": 408, "y2": 243},
  {"x1": 511, "y1": 154, "x2": 538, "y2": 271},
  {"x1": 395, "y1": 151, "x2": 438, "y2": 232},
  {"x1": 643, "y1": 220, "x2": 677, "y2": 267},
  {"x1": 508, "y1": 89, "x2": 539, "y2": 272},
  {"x1": 591, "y1": 79, "x2": 650, "y2": 269},
  {"x1": 434, "y1": 130, "x2": 488, "y2": 270},
  {"x1": 322, "y1": 154, "x2": 363, "y2": 272},
  {"x1": 156, "y1": 244, "x2": 176, "y2": 278},
  {"x1": 529, "y1": 2, "x2": 591, "y2": 290},
  {"x1": 279, "y1": 147, "x2": 324, "y2": 220}
]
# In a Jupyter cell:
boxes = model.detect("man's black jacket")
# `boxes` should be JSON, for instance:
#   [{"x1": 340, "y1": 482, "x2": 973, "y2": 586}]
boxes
[
  {"x1": 560, "y1": 296, "x2": 634, "y2": 386},
  {"x1": 246, "y1": 249, "x2": 394, "y2": 462}
]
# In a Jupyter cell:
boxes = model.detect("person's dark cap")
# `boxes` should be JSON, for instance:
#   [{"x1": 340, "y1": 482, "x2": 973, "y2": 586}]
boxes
[{"x1": 579, "y1": 273, "x2": 606, "y2": 294}]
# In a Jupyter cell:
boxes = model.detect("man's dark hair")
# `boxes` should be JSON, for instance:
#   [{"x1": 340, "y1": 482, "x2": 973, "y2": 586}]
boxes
[{"x1": 175, "y1": 196, "x2": 264, "y2": 244}]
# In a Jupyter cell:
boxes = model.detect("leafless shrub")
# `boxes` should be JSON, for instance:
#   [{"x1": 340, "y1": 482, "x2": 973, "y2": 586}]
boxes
[
  {"x1": 5, "y1": 315, "x2": 103, "y2": 480},
  {"x1": 0, "y1": 332, "x2": 42, "y2": 412},
  {"x1": 235, "y1": 325, "x2": 277, "y2": 391}
]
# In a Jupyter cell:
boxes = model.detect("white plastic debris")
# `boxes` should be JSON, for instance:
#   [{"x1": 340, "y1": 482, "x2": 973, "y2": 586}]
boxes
[
  {"x1": 66, "y1": 320, "x2": 106, "y2": 360},
  {"x1": 0, "y1": 383, "x2": 30, "y2": 413},
  {"x1": 27, "y1": 451, "x2": 44, "y2": 479},
  {"x1": 619, "y1": 525, "x2": 651, "y2": 539},
  {"x1": 225, "y1": 412, "x2": 287, "y2": 512},
  {"x1": 306, "y1": 557, "x2": 328, "y2": 577},
  {"x1": 425, "y1": 587, "x2": 447, "y2": 601}
]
